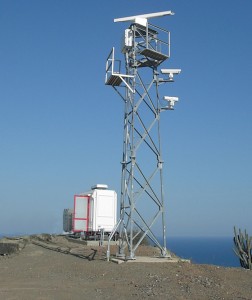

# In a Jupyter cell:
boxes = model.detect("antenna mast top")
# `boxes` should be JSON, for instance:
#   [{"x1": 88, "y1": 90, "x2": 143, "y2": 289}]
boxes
[{"x1": 114, "y1": 10, "x2": 174, "y2": 23}]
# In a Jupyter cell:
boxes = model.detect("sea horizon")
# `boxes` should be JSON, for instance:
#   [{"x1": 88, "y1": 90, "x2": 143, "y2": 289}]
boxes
[
  {"x1": 165, "y1": 236, "x2": 240, "y2": 268},
  {"x1": 0, "y1": 233, "x2": 241, "y2": 268}
]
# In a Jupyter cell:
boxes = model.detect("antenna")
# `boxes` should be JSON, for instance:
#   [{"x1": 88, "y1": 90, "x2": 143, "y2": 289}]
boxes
[
  {"x1": 106, "y1": 11, "x2": 181, "y2": 260},
  {"x1": 114, "y1": 11, "x2": 174, "y2": 23}
]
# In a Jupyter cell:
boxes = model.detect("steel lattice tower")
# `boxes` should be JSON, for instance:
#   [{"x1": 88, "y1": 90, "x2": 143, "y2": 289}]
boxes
[{"x1": 105, "y1": 11, "x2": 181, "y2": 260}]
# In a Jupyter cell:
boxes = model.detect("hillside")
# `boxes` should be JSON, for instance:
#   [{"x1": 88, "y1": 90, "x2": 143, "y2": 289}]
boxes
[{"x1": 0, "y1": 235, "x2": 251, "y2": 299}]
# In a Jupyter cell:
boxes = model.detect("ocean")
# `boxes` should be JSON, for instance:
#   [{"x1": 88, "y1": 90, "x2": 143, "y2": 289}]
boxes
[{"x1": 167, "y1": 236, "x2": 240, "y2": 267}]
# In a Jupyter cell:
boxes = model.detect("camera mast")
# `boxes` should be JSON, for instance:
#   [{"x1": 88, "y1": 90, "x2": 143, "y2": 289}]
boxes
[{"x1": 105, "y1": 11, "x2": 181, "y2": 260}]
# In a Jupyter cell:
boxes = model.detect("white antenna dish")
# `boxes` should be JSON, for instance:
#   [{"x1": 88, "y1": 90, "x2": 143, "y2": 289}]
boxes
[{"x1": 114, "y1": 11, "x2": 174, "y2": 23}]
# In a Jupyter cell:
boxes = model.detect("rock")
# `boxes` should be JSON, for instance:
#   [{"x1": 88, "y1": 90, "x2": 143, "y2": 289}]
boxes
[{"x1": 0, "y1": 242, "x2": 19, "y2": 255}]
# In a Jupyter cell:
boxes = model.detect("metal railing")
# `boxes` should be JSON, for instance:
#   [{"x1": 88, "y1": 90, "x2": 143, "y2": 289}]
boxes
[
  {"x1": 105, "y1": 47, "x2": 122, "y2": 84},
  {"x1": 134, "y1": 22, "x2": 170, "y2": 59}
]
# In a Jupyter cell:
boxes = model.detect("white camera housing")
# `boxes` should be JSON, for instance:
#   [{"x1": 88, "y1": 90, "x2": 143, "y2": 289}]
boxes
[
  {"x1": 163, "y1": 96, "x2": 179, "y2": 110},
  {"x1": 161, "y1": 69, "x2": 181, "y2": 81}
]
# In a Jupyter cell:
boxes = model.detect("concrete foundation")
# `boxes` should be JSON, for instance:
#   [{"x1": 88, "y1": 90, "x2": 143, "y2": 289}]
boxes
[
  {"x1": 66, "y1": 237, "x2": 118, "y2": 246},
  {"x1": 111, "y1": 256, "x2": 190, "y2": 264}
]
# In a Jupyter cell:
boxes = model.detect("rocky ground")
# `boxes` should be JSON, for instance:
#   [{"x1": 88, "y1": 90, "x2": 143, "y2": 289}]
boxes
[{"x1": 0, "y1": 234, "x2": 251, "y2": 300}]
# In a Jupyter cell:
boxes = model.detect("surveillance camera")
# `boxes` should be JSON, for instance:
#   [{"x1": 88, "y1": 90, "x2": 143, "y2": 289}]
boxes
[
  {"x1": 161, "y1": 69, "x2": 181, "y2": 81},
  {"x1": 161, "y1": 69, "x2": 181, "y2": 75},
  {"x1": 163, "y1": 96, "x2": 179, "y2": 102},
  {"x1": 163, "y1": 96, "x2": 179, "y2": 110}
]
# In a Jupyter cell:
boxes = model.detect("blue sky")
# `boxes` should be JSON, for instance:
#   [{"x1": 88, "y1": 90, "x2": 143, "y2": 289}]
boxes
[{"x1": 0, "y1": 0, "x2": 251, "y2": 237}]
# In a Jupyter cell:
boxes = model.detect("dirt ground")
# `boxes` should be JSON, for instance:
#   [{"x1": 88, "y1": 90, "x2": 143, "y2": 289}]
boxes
[{"x1": 0, "y1": 235, "x2": 252, "y2": 300}]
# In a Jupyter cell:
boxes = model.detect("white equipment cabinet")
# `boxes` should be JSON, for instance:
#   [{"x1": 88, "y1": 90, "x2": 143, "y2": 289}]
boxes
[{"x1": 73, "y1": 184, "x2": 117, "y2": 234}]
